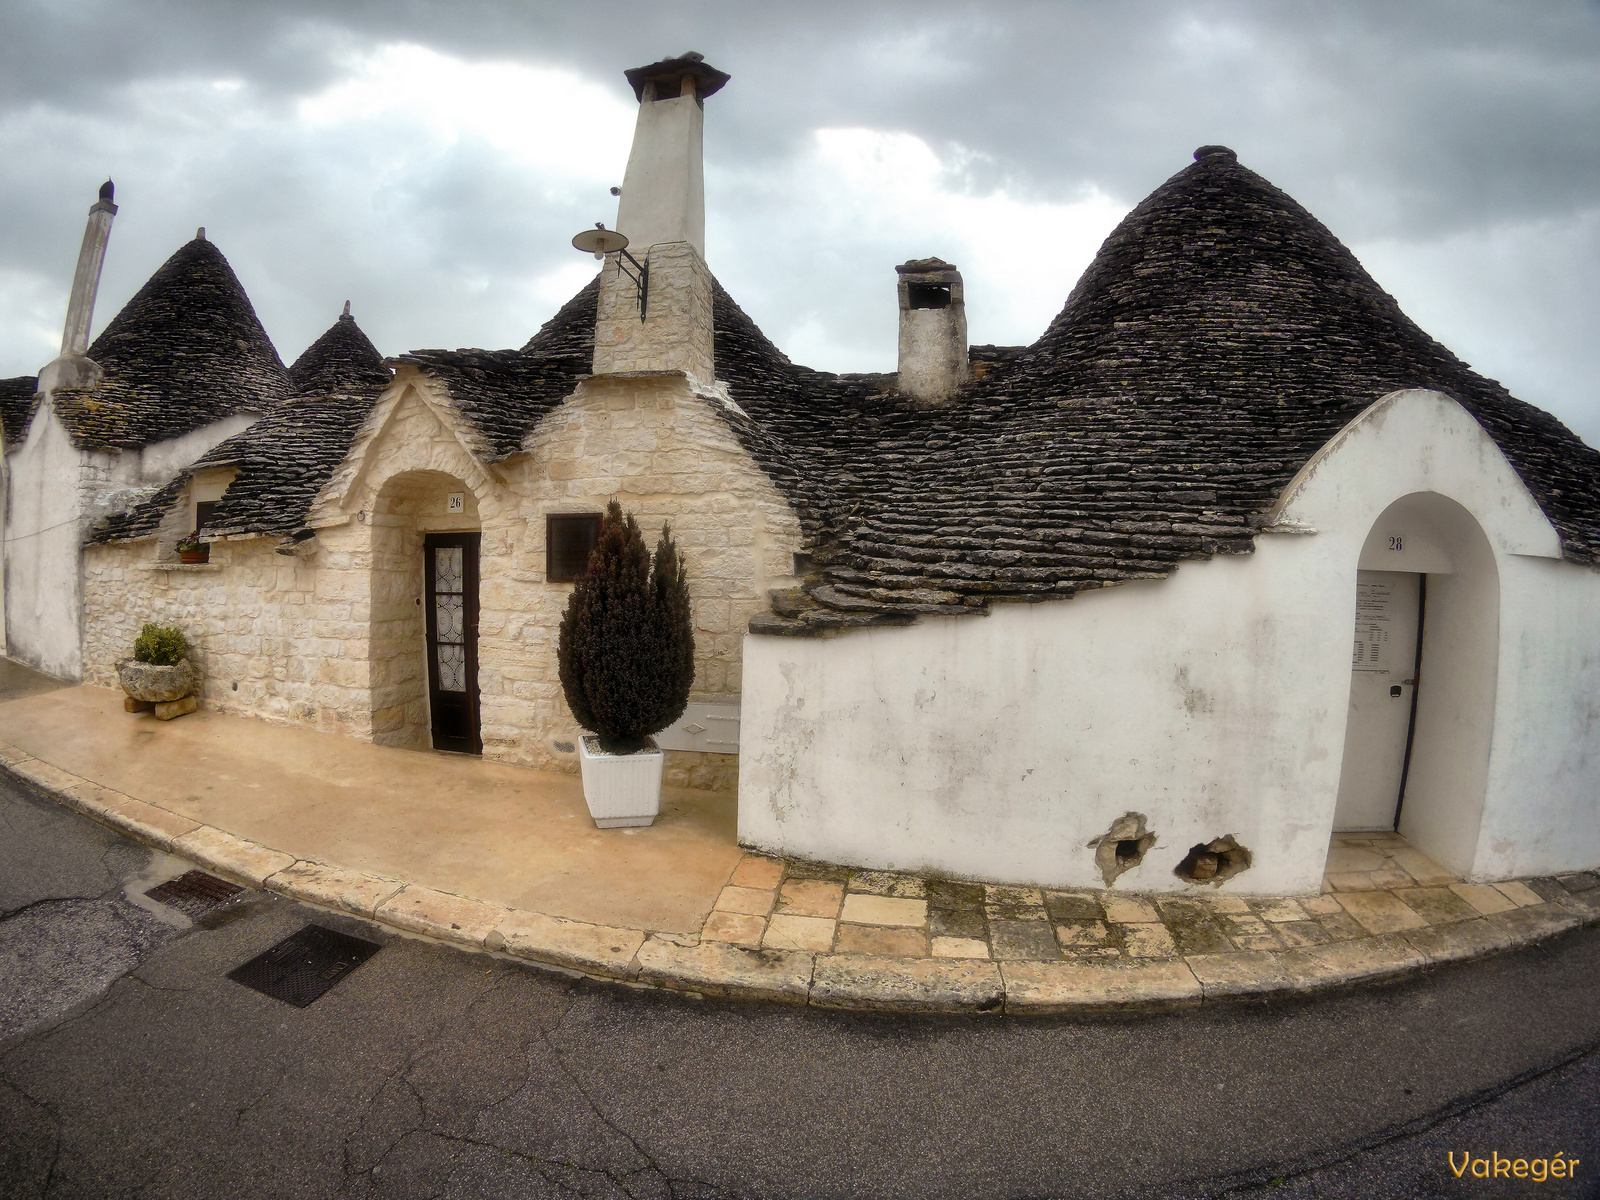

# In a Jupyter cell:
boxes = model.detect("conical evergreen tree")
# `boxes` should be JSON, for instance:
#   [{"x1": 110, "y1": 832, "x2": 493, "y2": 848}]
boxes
[{"x1": 558, "y1": 500, "x2": 695, "y2": 753}]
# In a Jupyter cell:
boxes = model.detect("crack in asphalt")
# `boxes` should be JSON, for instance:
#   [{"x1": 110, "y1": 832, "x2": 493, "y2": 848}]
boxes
[
  {"x1": 0, "y1": 1075, "x2": 64, "y2": 1200},
  {"x1": 339, "y1": 969, "x2": 536, "y2": 1184},
  {"x1": 332, "y1": 979, "x2": 732, "y2": 1199},
  {"x1": 1198, "y1": 1034, "x2": 1600, "y2": 1198},
  {"x1": 0, "y1": 895, "x2": 98, "y2": 923}
]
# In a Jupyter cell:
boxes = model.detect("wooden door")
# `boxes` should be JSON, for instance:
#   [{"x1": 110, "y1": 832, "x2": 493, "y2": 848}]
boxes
[{"x1": 424, "y1": 532, "x2": 481, "y2": 754}]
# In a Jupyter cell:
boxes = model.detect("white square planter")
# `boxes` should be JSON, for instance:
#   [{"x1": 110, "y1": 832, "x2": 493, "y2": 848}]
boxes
[{"x1": 578, "y1": 735, "x2": 664, "y2": 828}]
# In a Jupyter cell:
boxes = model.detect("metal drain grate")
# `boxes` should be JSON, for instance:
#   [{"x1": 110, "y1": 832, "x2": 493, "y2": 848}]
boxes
[
  {"x1": 227, "y1": 924, "x2": 381, "y2": 1008},
  {"x1": 145, "y1": 870, "x2": 246, "y2": 919}
]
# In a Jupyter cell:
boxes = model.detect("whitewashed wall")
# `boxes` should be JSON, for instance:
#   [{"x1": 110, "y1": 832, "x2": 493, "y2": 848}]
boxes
[
  {"x1": 5, "y1": 397, "x2": 257, "y2": 681},
  {"x1": 738, "y1": 390, "x2": 1600, "y2": 891},
  {"x1": 1478, "y1": 554, "x2": 1600, "y2": 878},
  {"x1": 5, "y1": 406, "x2": 88, "y2": 678}
]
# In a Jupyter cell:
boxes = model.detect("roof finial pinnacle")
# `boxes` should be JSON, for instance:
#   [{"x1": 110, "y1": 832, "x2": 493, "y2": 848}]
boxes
[
  {"x1": 195, "y1": 226, "x2": 206, "y2": 241},
  {"x1": 342, "y1": 300, "x2": 351, "y2": 318},
  {"x1": 1193, "y1": 145, "x2": 1237, "y2": 163}
]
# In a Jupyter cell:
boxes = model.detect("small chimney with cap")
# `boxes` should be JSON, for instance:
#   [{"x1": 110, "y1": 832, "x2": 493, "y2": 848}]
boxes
[
  {"x1": 591, "y1": 52, "x2": 729, "y2": 385},
  {"x1": 895, "y1": 257, "x2": 970, "y2": 407},
  {"x1": 38, "y1": 180, "x2": 118, "y2": 392}
]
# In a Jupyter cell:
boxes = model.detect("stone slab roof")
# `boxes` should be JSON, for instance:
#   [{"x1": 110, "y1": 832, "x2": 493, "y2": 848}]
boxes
[
  {"x1": 288, "y1": 308, "x2": 391, "y2": 398},
  {"x1": 49, "y1": 236, "x2": 290, "y2": 451},
  {"x1": 417, "y1": 159, "x2": 1599, "y2": 636},
  {"x1": 82, "y1": 149, "x2": 1600, "y2": 630},
  {"x1": 381, "y1": 282, "x2": 599, "y2": 462},
  {"x1": 711, "y1": 147, "x2": 1600, "y2": 634},
  {"x1": 0, "y1": 376, "x2": 36, "y2": 448},
  {"x1": 90, "y1": 312, "x2": 389, "y2": 545}
]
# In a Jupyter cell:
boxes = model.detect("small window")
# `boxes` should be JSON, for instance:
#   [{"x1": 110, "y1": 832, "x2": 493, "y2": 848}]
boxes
[
  {"x1": 194, "y1": 500, "x2": 218, "y2": 533},
  {"x1": 907, "y1": 283, "x2": 952, "y2": 310},
  {"x1": 546, "y1": 513, "x2": 603, "y2": 583}
]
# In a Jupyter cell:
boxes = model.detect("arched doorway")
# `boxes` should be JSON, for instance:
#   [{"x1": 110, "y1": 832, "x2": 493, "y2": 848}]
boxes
[
  {"x1": 367, "y1": 470, "x2": 483, "y2": 754},
  {"x1": 1331, "y1": 492, "x2": 1499, "y2": 875}
]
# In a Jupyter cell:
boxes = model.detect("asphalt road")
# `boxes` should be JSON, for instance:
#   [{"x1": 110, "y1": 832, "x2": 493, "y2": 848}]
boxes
[{"x1": 1, "y1": 771, "x2": 1596, "y2": 1200}]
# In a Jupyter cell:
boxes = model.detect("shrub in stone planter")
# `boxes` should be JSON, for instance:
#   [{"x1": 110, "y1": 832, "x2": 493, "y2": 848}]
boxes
[
  {"x1": 133, "y1": 623, "x2": 188, "y2": 666},
  {"x1": 558, "y1": 501, "x2": 694, "y2": 826},
  {"x1": 119, "y1": 623, "x2": 196, "y2": 710}
]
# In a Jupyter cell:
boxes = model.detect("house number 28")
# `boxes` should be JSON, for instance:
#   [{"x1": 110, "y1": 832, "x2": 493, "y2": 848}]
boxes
[{"x1": 1388, "y1": 535, "x2": 1403, "y2": 551}]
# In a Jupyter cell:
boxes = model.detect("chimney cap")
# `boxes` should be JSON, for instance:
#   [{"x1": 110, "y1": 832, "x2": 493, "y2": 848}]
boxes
[
  {"x1": 624, "y1": 53, "x2": 730, "y2": 102},
  {"x1": 896, "y1": 257, "x2": 961, "y2": 282},
  {"x1": 99, "y1": 179, "x2": 114, "y2": 202}
]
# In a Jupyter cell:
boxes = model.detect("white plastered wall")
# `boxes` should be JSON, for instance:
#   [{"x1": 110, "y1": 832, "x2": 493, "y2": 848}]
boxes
[
  {"x1": 5, "y1": 395, "x2": 257, "y2": 680},
  {"x1": 738, "y1": 389, "x2": 1600, "y2": 891},
  {"x1": 3, "y1": 404, "x2": 85, "y2": 678}
]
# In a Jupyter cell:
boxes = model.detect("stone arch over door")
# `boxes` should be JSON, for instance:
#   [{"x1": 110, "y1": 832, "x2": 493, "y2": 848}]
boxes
[
  {"x1": 367, "y1": 469, "x2": 482, "y2": 750},
  {"x1": 1332, "y1": 491, "x2": 1500, "y2": 875}
]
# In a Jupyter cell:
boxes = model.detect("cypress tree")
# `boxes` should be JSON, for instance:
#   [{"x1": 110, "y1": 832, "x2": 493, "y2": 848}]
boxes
[{"x1": 558, "y1": 500, "x2": 695, "y2": 753}]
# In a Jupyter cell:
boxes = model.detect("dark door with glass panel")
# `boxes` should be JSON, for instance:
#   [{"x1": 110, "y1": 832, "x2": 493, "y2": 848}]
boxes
[{"x1": 424, "y1": 533, "x2": 480, "y2": 754}]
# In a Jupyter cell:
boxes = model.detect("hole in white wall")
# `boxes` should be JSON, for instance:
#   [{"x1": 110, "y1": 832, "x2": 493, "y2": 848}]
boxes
[
  {"x1": 1087, "y1": 812, "x2": 1156, "y2": 886},
  {"x1": 1175, "y1": 836, "x2": 1253, "y2": 886}
]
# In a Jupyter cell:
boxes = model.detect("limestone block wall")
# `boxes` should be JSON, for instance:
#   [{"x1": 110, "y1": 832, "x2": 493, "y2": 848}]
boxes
[
  {"x1": 78, "y1": 368, "x2": 803, "y2": 794},
  {"x1": 367, "y1": 469, "x2": 480, "y2": 748},
  {"x1": 81, "y1": 524, "x2": 374, "y2": 738},
  {"x1": 487, "y1": 371, "x2": 803, "y2": 789},
  {"x1": 592, "y1": 242, "x2": 715, "y2": 384}
]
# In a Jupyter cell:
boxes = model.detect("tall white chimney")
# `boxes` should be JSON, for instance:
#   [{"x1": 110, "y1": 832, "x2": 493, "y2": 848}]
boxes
[
  {"x1": 896, "y1": 257, "x2": 970, "y2": 407},
  {"x1": 38, "y1": 180, "x2": 118, "y2": 393},
  {"x1": 591, "y1": 53, "x2": 729, "y2": 385}
]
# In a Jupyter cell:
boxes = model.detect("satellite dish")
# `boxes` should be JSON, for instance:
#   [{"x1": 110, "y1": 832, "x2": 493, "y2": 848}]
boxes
[{"x1": 572, "y1": 226, "x2": 630, "y2": 259}]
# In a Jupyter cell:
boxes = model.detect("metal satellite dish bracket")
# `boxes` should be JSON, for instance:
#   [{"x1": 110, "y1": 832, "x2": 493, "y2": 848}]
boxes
[{"x1": 571, "y1": 225, "x2": 648, "y2": 321}]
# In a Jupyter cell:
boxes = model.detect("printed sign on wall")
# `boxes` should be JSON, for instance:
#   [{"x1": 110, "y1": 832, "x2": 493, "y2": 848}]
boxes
[
  {"x1": 1352, "y1": 579, "x2": 1397, "y2": 673},
  {"x1": 447, "y1": 492, "x2": 465, "y2": 514}
]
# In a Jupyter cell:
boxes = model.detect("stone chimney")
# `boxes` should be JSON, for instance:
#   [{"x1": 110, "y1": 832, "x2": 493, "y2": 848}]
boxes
[
  {"x1": 592, "y1": 53, "x2": 729, "y2": 386},
  {"x1": 896, "y1": 257, "x2": 969, "y2": 407},
  {"x1": 38, "y1": 180, "x2": 118, "y2": 393}
]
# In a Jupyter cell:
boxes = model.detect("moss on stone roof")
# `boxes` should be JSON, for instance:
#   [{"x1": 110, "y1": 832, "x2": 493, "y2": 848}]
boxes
[
  {"x1": 53, "y1": 236, "x2": 290, "y2": 450},
  {"x1": 91, "y1": 311, "x2": 389, "y2": 544},
  {"x1": 288, "y1": 309, "x2": 391, "y2": 398}
]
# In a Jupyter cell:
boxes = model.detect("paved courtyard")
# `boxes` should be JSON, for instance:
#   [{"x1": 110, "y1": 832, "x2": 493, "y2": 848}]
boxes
[
  {"x1": 2, "y1": 662, "x2": 1596, "y2": 1012},
  {"x1": 705, "y1": 832, "x2": 1592, "y2": 965}
]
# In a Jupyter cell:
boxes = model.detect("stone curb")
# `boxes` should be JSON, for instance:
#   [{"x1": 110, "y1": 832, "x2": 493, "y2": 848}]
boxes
[{"x1": 4, "y1": 746, "x2": 1597, "y2": 1016}]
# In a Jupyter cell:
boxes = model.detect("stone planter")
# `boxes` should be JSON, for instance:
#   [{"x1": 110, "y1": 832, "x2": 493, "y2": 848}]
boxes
[
  {"x1": 578, "y1": 735, "x2": 663, "y2": 828},
  {"x1": 118, "y1": 658, "x2": 195, "y2": 703}
]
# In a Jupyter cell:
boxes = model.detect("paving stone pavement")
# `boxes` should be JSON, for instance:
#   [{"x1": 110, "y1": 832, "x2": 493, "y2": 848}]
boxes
[{"x1": 5, "y1": 741, "x2": 1598, "y2": 1015}]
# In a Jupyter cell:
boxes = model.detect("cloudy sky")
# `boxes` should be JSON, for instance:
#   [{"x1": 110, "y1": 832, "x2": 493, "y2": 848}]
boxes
[{"x1": 3, "y1": 0, "x2": 1598, "y2": 443}]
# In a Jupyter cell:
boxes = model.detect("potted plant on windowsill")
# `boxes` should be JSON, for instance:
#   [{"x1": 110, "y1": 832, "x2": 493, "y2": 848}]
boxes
[
  {"x1": 117, "y1": 623, "x2": 199, "y2": 719},
  {"x1": 175, "y1": 532, "x2": 209, "y2": 564},
  {"x1": 558, "y1": 500, "x2": 694, "y2": 828}
]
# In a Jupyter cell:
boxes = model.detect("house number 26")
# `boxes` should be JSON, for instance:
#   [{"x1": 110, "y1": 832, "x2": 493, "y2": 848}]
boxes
[{"x1": 1388, "y1": 535, "x2": 1403, "y2": 551}]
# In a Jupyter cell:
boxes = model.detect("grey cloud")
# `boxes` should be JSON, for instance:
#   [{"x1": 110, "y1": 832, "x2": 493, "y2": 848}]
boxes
[{"x1": 2, "y1": 0, "x2": 1596, "y2": 442}]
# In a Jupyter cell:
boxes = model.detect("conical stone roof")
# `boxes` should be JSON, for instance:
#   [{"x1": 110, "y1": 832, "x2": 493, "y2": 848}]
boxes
[
  {"x1": 93, "y1": 309, "x2": 391, "y2": 544},
  {"x1": 52, "y1": 235, "x2": 290, "y2": 449},
  {"x1": 716, "y1": 146, "x2": 1600, "y2": 630},
  {"x1": 288, "y1": 308, "x2": 391, "y2": 398}
]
